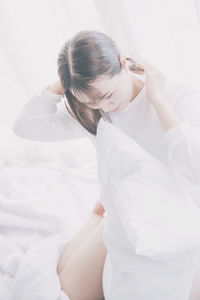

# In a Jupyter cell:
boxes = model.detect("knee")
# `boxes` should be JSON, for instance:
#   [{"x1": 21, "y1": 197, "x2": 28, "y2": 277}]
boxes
[
  {"x1": 59, "y1": 267, "x2": 80, "y2": 300},
  {"x1": 58, "y1": 266, "x2": 92, "y2": 300}
]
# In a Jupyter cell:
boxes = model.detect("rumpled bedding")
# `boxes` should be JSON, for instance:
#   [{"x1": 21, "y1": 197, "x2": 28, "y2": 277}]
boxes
[{"x1": 0, "y1": 147, "x2": 100, "y2": 300}]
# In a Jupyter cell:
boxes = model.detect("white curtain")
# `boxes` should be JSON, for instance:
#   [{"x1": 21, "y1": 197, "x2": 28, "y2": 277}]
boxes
[
  {"x1": 194, "y1": 0, "x2": 200, "y2": 22},
  {"x1": 0, "y1": 0, "x2": 106, "y2": 158},
  {"x1": 0, "y1": 0, "x2": 200, "y2": 158},
  {"x1": 98, "y1": 0, "x2": 200, "y2": 87}
]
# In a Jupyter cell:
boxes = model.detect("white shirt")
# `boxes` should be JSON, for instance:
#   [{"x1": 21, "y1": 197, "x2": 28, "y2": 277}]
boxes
[{"x1": 13, "y1": 79, "x2": 200, "y2": 208}]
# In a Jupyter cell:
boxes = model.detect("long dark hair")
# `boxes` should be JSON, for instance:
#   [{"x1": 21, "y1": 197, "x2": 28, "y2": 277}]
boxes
[{"x1": 57, "y1": 29, "x2": 144, "y2": 136}]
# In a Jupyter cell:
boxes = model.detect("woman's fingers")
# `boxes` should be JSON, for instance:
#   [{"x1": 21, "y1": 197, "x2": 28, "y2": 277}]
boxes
[
  {"x1": 137, "y1": 61, "x2": 152, "y2": 72},
  {"x1": 92, "y1": 200, "x2": 105, "y2": 216}
]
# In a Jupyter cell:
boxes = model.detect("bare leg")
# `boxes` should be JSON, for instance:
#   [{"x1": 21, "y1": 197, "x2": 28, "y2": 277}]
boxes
[
  {"x1": 57, "y1": 212, "x2": 103, "y2": 274},
  {"x1": 189, "y1": 268, "x2": 200, "y2": 300},
  {"x1": 59, "y1": 219, "x2": 107, "y2": 300}
]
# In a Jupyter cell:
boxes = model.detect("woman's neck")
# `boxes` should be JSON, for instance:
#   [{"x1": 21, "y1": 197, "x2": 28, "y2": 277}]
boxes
[{"x1": 129, "y1": 74, "x2": 145, "y2": 103}]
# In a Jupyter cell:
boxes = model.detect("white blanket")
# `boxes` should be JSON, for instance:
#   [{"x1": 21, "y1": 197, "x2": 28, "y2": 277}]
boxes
[{"x1": 0, "y1": 148, "x2": 100, "y2": 300}]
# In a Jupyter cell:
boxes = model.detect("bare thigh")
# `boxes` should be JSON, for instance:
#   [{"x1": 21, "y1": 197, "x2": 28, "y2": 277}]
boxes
[
  {"x1": 57, "y1": 214, "x2": 200, "y2": 300},
  {"x1": 189, "y1": 268, "x2": 200, "y2": 300},
  {"x1": 58, "y1": 219, "x2": 107, "y2": 300}
]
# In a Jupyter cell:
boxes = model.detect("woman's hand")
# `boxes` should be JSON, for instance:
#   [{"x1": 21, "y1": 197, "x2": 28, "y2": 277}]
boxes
[
  {"x1": 47, "y1": 78, "x2": 65, "y2": 95},
  {"x1": 137, "y1": 62, "x2": 166, "y2": 105},
  {"x1": 92, "y1": 200, "x2": 105, "y2": 217},
  {"x1": 137, "y1": 61, "x2": 182, "y2": 132}
]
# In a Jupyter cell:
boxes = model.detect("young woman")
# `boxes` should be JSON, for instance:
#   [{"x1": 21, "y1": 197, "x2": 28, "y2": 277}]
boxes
[{"x1": 13, "y1": 29, "x2": 200, "y2": 300}]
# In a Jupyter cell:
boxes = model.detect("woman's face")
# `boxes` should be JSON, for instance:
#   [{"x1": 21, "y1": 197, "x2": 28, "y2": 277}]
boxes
[{"x1": 76, "y1": 68, "x2": 139, "y2": 113}]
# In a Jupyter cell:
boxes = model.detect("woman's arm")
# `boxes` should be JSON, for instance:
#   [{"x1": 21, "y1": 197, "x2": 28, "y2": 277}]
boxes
[
  {"x1": 139, "y1": 62, "x2": 200, "y2": 185},
  {"x1": 46, "y1": 79, "x2": 65, "y2": 95},
  {"x1": 153, "y1": 87, "x2": 200, "y2": 185},
  {"x1": 12, "y1": 80, "x2": 87, "y2": 142},
  {"x1": 152, "y1": 99, "x2": 182, "y2": 131}
]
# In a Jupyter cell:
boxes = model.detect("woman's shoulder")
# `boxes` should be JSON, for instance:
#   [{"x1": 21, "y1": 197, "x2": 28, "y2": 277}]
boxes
[
  {"x1": 165, "y1": 78, "x2": 200, "y2": 122},
  {"x1": 165, "y1": 78, "x2": 200, "y2": 95},
  {"x1": 165, "y1": 78, "x2": 200, "y2": 106}
]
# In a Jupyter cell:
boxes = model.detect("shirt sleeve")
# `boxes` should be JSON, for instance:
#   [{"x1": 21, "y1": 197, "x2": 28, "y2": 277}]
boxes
[
  {"x1": 12, "y1": 86, "x2": 92, "y2": 143},
  {"x1": 163, "y1": 85, "x2": 200, "y2": 185}
]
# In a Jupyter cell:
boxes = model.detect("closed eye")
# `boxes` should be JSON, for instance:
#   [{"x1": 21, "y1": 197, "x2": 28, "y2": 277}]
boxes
[
  {"x1": 100, "y1": 92, "x2": 113, "y2": 100},
  {"x1": 88, "y1": 92, "x2": 113, "y2": 105},
  {"x1": 87, "y1": 92, "x2": 113, "y2": 106}
]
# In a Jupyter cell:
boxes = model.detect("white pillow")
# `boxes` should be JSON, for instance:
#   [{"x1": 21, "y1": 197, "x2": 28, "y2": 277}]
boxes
[{"x1": 96, "y1": 117, "x2": 200, "y2": 263}]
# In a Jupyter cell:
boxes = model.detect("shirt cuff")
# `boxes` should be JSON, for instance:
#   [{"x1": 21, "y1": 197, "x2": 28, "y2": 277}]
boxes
[
  {"x1": 41, "y1": 86, "x2": 63, "y2": 102},
  {"x1": 164, "y1": 121, "x2": 189, "y2": 145}
]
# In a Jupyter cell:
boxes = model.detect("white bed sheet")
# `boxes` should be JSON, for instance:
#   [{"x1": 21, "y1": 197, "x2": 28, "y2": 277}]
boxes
[{"x1": 0, "y1": 146, "x2": 100, "y2": 300}]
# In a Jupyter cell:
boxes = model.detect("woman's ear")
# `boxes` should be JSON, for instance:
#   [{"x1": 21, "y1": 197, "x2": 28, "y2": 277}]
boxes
[{"x1": 118, "y1": 55, "x2": 127, "y2": 69}]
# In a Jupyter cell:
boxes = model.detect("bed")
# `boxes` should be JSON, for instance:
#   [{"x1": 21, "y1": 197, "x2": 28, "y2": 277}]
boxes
[{"x1": 0, "y1": 142, "x2": 100, "y2": 300}]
